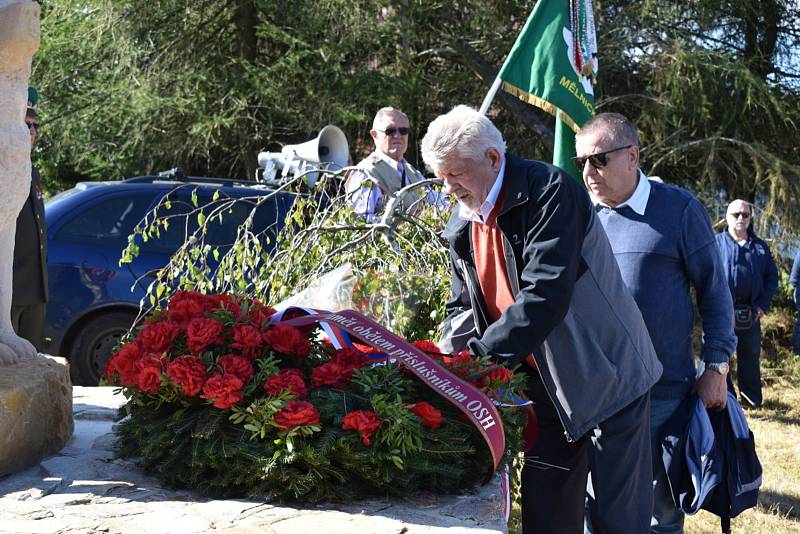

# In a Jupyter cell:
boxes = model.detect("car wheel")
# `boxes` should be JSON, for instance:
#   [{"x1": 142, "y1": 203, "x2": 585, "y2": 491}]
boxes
[{"x1": 69, "y1": 311, "x2": 137, "y2": 386}]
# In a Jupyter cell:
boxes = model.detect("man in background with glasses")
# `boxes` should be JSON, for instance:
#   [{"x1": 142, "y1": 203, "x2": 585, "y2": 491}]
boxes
[
  {"x1": 715, "y1": 199, "x2": 778, "y2": 408},
  {"x1": 12, "y1": 86, "x2": 48, "y2": 353},
  {"x1": 345, "y1": 107, "x2": 445, "y2": 221},
  {"x1": 575, "y1": 112, "x2": 735, "y2": 534}
]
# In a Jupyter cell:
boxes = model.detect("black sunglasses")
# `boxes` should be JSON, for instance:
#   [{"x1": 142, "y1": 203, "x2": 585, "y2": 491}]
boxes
[
  {"x1": 729, "y1": 211, "x2": 751, "y2": 219},
  {"x1": 25, "y1": 121, "x2": 40, "y2": 132},
  {"x1": 572, "y1": 144, "x2": 634, "y2": 170},
  {"x1": 377, "y1": 127, "x2": 410, "y2": 137}
]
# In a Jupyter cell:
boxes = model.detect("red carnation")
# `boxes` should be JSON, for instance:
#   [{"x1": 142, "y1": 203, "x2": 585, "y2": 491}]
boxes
[
  {"x1": 262, "y1": 323, "x2": 311, "y2": 358},
  {"x1": 482, "y1": 367, "x2": 514, "y2": 388},
  {"x1": 273, "y1": 400, "x2": 320, "y2": 430},
  {"x1": 230, "y1": 324, "x2": 263, "y2": 357},
  {"x1": 310, "y1": 362, "x2": 353, "y2": 389},
  {"x1": 166, "y1": 355, "x2": 208, "y2": 396},
  {"x1": 138, "y1": 320, "x2": 182, "y2": 354},
  {"x1": 185, "y1": 317, "x2": 224, "y2": 354},
  {"x1": 409, "y1": 402, "x2": 444, "y2": 429},
  {"x1": 219, "y1": 354, "x2": 254, "y2": 383},
  {"x1": 245, "y1": 299, "x2": 276, "y2": 328},
  {"x1": 170, "y1": 290, "x2": 211, "y2": 307},
  {"x1": 207, "y1": 294, "x2": 242, "y2": 316},
  {"x1": 412, "y1": 340, "x2": 444, "y2": 357},
  {"x1": 200, "y1": 373, "x2": 244, "y2": 409},
  {"x1": 342, "y1": 410, "x2": 382, "y2": 446},
  {"x1": 167, "y1": 294, "x2": 207, "y2": 327},
  {"x1": 445, "y1": 350, "x2": 477, "y2": 377},
  {"x1": 134, "y1": 356, "x2": 164, "y2": 394},
  {"x1": 331, "y1": 348, "x2": 369, "y2": 370},
  {"x1": 263, "y1": 368, "x2": 308, "y2": 399},
  {"x1": 105, "y1": 341, "x2": 142, "y2": 386}
]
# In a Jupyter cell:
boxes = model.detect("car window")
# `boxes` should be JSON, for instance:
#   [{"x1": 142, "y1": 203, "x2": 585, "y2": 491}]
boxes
[
  {"x1": 53, "y1": 193, "x2": 155, "y2": 248},
  {"x1": 138, "y1": 191, "x2": 288, "y2": 255}
]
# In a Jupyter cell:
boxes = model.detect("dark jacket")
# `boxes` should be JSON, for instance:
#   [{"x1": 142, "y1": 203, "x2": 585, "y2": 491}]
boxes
[
  {"x1": 714, "y1": 231, "x2": 777, "y2": 312},
  {"x1": 440, "y1": 154, "x2": 662, "y2": 440},
  {"x1": 662, "y1": 393, "x2": 761, "y2": 520},
  {"x1": 12, "y1": 166, "x2": 48, "y2": 306}
]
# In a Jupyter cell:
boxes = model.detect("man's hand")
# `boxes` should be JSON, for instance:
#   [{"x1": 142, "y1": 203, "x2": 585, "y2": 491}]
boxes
[{"x1": 694, "y1": 369, "x2": 728, "y2": 410}]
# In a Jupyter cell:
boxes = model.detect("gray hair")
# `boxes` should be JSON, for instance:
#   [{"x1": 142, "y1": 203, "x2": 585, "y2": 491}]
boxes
[
  {"x1": 420, "y1": 105, "x2": 506, "y2": 171},
  {"x1": 372, "y1": 107, "x2": 409, "y2": 130},
  {"x1": 577, "y1": 112, "x2": 640, "y2": 147}
]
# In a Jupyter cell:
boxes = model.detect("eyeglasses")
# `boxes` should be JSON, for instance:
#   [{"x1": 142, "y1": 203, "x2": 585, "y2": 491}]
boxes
[
  {"x1": 572, "y1": 144, "x2": 634, "y2": 170},
  {"x1": 377, "y1": 127, "x2": 410, "y2": 137},
  {"x1": 728, "y1": 211, "x2": 750, "y2": 219}
]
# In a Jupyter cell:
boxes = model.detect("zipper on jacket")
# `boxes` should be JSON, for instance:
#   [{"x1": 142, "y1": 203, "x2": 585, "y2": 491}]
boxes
[
  {"x1": 457, "y1": 257, "x2": 489, "y2": 336},
  {"x1": 501, "y1": 230, "x2": 576, "y2": 443}
]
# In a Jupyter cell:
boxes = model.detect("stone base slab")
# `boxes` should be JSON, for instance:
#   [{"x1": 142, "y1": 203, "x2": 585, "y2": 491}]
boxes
[{"x1": 0, "y1": 355, "x2": 73, "y2": 476}]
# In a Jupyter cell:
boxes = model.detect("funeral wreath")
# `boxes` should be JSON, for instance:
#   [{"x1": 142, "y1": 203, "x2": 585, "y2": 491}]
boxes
[{"x1": 105, "y1": 290, "x2": 527, "y2": 502}]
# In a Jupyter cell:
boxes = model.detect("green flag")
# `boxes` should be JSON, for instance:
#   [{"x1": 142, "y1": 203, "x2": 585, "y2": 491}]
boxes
[{"x1": 497, "y1": 0, "x2": 597, "y2": 180}]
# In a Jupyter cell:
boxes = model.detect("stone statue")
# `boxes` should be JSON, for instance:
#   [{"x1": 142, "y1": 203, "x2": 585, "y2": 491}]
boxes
[{"x1": 0, "y1": 0, "x2": 41, "y2": 365}]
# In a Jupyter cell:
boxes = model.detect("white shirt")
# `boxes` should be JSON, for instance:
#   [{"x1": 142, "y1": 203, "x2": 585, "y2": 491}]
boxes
[
  {"x1": 459, "y1": 158, "x2": 507, "y2": 224},
  {"x1": 589, "y1": 169, "x2": 651, "y2": 215}
]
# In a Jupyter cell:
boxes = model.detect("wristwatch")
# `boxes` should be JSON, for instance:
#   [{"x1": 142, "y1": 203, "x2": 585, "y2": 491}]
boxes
[{"x1": 706, "y1": 362, "x2": 730, "y2": 375}]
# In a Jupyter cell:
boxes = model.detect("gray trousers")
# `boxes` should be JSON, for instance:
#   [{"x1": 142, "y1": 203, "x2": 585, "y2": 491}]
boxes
[{"x1": 522, "y1": 374, "x2": 652, "y2": 534}]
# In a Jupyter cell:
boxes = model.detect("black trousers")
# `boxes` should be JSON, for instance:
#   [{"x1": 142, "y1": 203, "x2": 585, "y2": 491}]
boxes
[
  {"x1": 11, "y1": 303, "x2": 46, "y2": 353},
  {"x1": 522, "y1": 374, "x2": 652, "y2": 534}
]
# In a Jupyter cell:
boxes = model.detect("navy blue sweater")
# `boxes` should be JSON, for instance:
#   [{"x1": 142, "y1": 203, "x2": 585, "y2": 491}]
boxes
[{"x1": 596, "y1": 181, "x2": 736, "y2": 399}]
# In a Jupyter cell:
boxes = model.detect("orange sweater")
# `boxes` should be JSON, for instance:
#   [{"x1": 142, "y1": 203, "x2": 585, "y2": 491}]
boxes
[
  {"x1": 471, "y1": 195, "x2": 536, "y2": 369},
  {"x1": 471, "y1": 197, "x2": 516, "y2": 324}
]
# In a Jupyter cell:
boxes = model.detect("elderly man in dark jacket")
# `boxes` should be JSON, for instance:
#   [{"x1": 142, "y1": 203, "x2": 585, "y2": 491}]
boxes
[
  {"x1": 715, "y1": 200, "x2": 778, "y2": 407},
  {"x1": 422, "y1": 105, "x2": 662, "y2": 534}
]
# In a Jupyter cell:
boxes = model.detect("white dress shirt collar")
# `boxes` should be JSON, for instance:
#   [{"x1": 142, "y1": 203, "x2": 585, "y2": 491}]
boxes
[{"x1": 589, "y1": 169, "x2": 651, "y2": 215}]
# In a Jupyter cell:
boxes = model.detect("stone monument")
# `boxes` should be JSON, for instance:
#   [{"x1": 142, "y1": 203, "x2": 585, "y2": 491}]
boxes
[{"x1": 0, "y1": 0, "x2": 73, "y2": 476}]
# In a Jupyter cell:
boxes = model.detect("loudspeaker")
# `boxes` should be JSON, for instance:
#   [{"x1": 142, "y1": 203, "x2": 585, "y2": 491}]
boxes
[{"x1": 258, "y1": 125, "x2": 349, "y2": 187}]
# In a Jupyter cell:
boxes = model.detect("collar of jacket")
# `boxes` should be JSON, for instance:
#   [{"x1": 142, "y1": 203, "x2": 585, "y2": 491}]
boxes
[{"x1": 442, "y1": 152, "x2": 529, "y2": 241}]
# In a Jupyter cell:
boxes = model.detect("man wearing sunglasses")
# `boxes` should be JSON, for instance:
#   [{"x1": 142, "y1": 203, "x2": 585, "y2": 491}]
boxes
[
  {"x1": 715, "y1": 199, "x2": 778, "y2": 408},
  {"x1": 425, "y1": 105, "x2": 662, "y2": 534},
  {"x1": 575, "y1": 112, "x2": 736, "y2": 534},
  {"x1": 11, "y1": 86, "x2": 48, "y2": 353},
  {"x1": 345, "y1": 107, "x2": 445, "y2": 220}
]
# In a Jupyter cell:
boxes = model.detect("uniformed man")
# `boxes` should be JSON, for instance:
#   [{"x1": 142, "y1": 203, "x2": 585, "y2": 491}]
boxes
[{"x1": 11, "y1": 86, "x2": 48, "y2": 352}]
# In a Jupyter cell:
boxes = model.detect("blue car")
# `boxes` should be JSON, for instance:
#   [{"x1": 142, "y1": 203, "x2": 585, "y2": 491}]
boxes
[{"x1": 43, "y1": 173, "x2": 296, "y2": 385}]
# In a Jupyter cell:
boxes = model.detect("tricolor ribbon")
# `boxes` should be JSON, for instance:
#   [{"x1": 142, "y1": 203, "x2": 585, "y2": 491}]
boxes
[{"x1": 272, "y1": 307, "x2": 507, "y2": 474}]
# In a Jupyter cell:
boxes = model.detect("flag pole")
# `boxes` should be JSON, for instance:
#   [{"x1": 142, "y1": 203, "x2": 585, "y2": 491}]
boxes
[{"x1": 479, "y1": 75, "x2": 503, "y2": 115}]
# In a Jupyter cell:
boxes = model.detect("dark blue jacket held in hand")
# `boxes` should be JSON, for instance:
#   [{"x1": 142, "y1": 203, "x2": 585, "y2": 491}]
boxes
[{"x1": 661, "y1": 393, "x2": 762, "y2": 530}]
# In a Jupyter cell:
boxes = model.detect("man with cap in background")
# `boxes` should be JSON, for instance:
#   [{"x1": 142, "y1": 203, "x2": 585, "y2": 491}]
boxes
[{"x1": 11, "y1": 86, "x2": 48, "y2": 352}]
